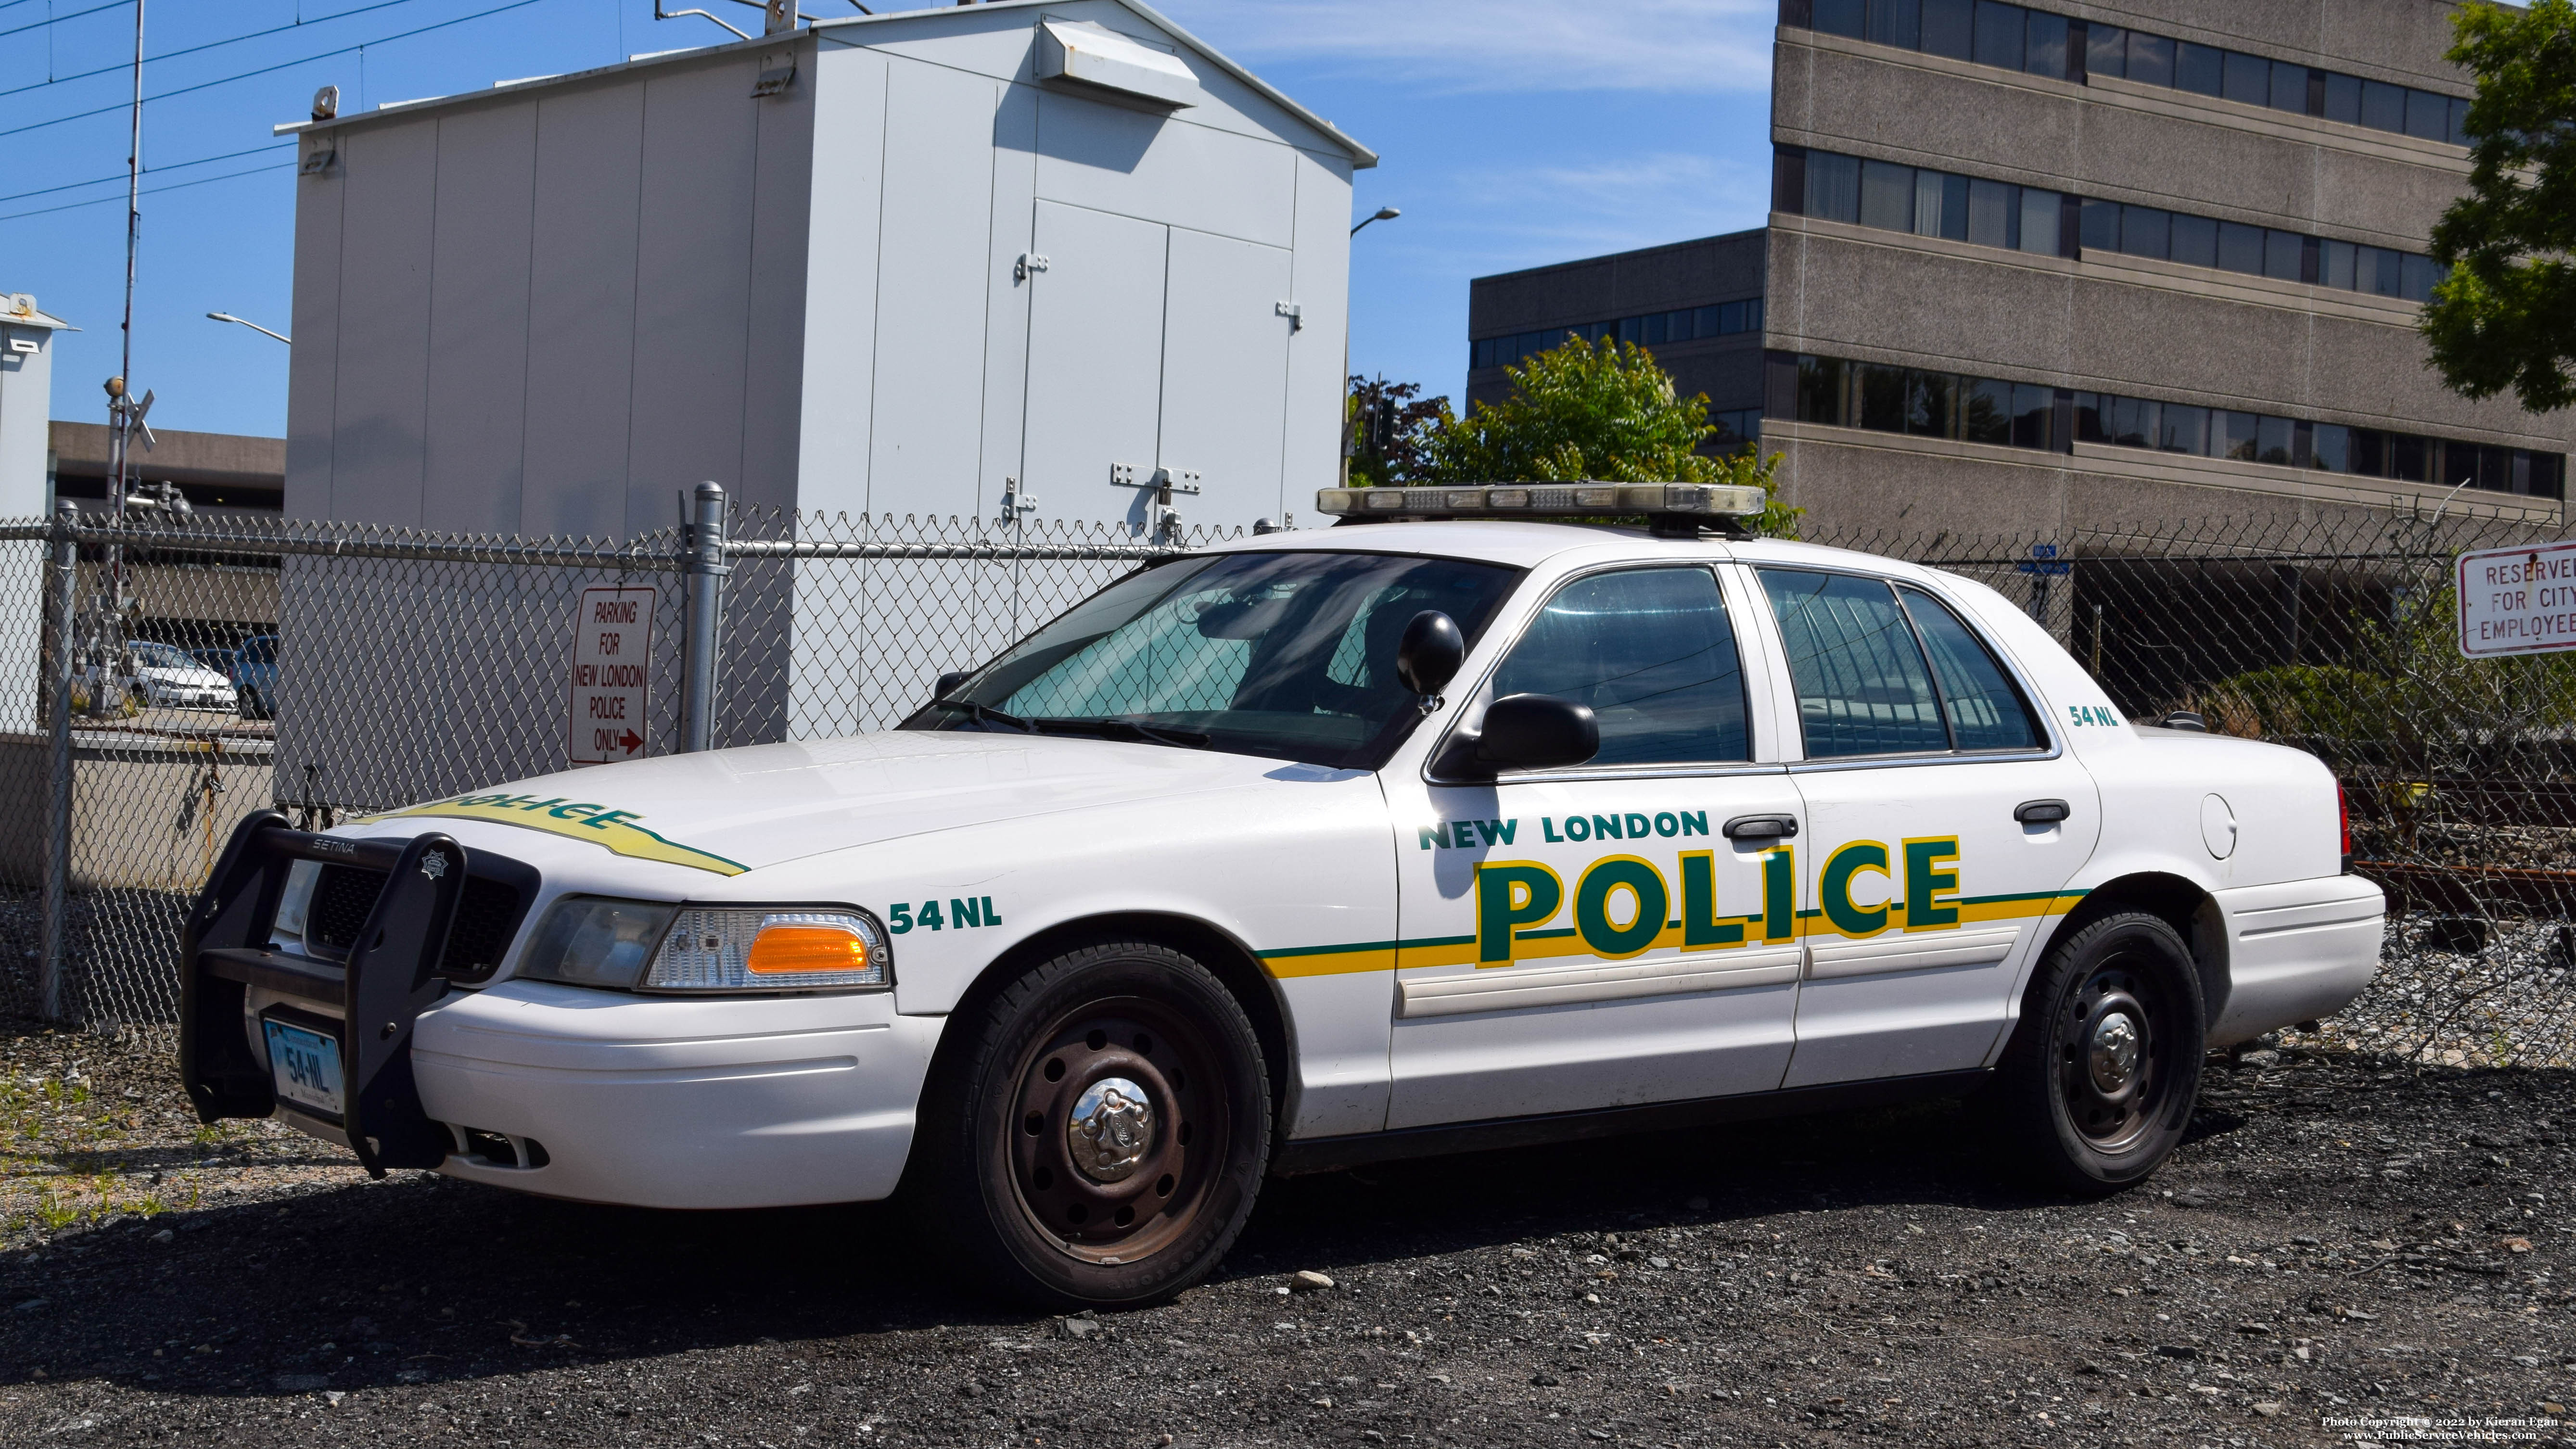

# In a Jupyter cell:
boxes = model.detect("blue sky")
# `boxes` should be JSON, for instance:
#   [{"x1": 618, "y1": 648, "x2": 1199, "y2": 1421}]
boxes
[{"x1": 1, "y1": 0, "x2": 1779, "y2": 438}]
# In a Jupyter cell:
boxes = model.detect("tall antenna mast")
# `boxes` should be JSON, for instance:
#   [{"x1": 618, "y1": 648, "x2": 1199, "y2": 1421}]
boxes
[{"x1": 114, "y1": 0, "x2": 143, "y2": 515}]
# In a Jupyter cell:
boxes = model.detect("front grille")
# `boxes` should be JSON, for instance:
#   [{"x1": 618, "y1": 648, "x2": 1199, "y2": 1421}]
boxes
[
  {"x1": 439, "y1": 877, "x2": 524, "y2": 983},
  {"x1": 297, "y1": 863, "x2": 528, "y2": 984},
  {"x1": 306, "y1": 865, "x2": 384, "y2": 952}
]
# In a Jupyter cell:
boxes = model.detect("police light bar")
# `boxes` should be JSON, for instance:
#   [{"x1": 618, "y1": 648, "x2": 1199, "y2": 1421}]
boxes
[{"x1": 1314, "y1": 483, "x2": 1766, "y2": 521}]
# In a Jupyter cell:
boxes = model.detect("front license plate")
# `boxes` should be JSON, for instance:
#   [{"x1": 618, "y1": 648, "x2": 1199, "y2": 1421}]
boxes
[{"x1": 263, "y1": 1019, "x2": 344, "y2": 1118}]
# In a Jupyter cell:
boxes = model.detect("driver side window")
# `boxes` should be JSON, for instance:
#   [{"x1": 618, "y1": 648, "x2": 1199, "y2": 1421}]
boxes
[{"x1": 1490, "y1": 566, "x2": 1751, "y2": 766}]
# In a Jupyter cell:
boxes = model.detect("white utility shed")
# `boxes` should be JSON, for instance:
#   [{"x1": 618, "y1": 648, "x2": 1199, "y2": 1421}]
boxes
[
  {"x1": 0, "y1": 293, "x2": 70, "y2": 734},
  {"x1": 281, "y1": 0, "x2": 1376, "y2": 537}
]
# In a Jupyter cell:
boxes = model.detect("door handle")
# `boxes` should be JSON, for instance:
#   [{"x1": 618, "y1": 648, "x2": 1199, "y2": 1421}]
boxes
[
  {"x1": 1722, "y1": 813, "x2": 1798, "y2": 840},
  {"x1": 2015, "y1": 799, "x2": 2071, "y2": 824}
]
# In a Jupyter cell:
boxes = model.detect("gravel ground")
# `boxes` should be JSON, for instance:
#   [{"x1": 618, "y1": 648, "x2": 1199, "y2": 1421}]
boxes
[
  {"x1": 2284, "y1": 915, "x2": 2576, "y2": 1072},
  {"x1": 4, "y1": 1020, "x2": 2576, "y2": 1448}
]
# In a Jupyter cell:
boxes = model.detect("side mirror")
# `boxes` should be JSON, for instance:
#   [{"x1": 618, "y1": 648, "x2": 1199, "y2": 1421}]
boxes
[
  {"x1": 1395, "y1": 611, "x2": 1464, "y2": 698},
  {"x1": 933, "y1": 670, "x2": 970, "y2": 702},
  {"x1": 1432, "y1": 692, "x2": 1599, "y2": 778}
]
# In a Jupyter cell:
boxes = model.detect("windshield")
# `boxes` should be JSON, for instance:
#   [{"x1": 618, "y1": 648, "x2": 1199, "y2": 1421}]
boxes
[
  {"x1": 903, "y1": 549, "x2": 1521, "y2": 769},
  {"x1": 132, "y1": 644, "x2": 197, "y2": 671}
]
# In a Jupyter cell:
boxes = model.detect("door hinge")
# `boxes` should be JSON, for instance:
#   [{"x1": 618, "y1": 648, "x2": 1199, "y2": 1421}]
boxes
[
  {"x1": 1016, "y1": 253, "x2": 1051, "y2": 283},
  {"x1": 1275, "y1": 301, "x2": 1303, "y2": 332}
]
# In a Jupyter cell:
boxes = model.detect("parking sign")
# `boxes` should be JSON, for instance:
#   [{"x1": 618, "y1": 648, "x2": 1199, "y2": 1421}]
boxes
[{"x1": 571, "y1": 586, "x2": 655, "y2": 763}]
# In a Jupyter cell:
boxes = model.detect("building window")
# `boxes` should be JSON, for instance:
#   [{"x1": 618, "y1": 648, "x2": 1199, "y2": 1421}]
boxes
[
  {"x1": 1471, "y1": 298, "x2": 1764, "y2": 372},
  {"x1": 1780, "y1": 147, "x2": 2068, "y2": 258},
  {"x1": 1785, "y1": 353, "x2": 2057, "y2": 452},
  {"x1": 1792, "y1": 0, "x2": 2471, "y2": 148},
  {"x1": 1711, "y1": 407, "x2": 1763, "y2": 449},
  {"x1": 2071, "y1": 389, "x2": 2566, "y2": 499},
  {"x1": 2067, "y1": 187, "x2": 2443, "y2": 300},
  {"x1": 1778, "y1": 351, "x2": 2570, "y2": 504}
]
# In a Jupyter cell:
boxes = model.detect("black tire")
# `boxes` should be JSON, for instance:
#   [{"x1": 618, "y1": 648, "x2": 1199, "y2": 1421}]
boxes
[
  {"x1": 1993, "y1": 911, "x2": 2204, "y2": 1194},
  {"x1": 911, "y1": 938, "x2": 1271, "y2": 1309}
]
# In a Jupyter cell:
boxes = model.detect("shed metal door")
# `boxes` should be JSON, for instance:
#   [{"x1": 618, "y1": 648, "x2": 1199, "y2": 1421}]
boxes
[
  {"x1": 1158, "y1": 229, "x2": 1293, "y2": 524},
  {"x1": 1020, "y1": 200, "x2": 1167, "y2": 522}
]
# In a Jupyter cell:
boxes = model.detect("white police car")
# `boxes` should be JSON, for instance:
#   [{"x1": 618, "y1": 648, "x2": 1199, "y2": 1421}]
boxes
[{"x1": 179, "y1": 484, "x2": 2383, "y2": 1307}]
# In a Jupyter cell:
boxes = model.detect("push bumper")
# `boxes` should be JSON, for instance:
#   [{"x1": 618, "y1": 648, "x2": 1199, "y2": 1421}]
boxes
[
  {"x1": 180, "y1": 811, "x2": 478, "y2": 1175},
  {"x1": 411, "y1": 983, "x2": 944, "y2": 1209},
  {"x1": 2207, "y1": 874, "x2": 2386, "y2": 1045}
]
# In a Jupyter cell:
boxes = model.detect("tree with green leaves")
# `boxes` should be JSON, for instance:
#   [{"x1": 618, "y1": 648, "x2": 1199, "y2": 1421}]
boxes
[
  {"x1": 2422, "y1": 0, "x2": 2575, "y2": 413},
  {"x1": 1342, "y1": 375, "x2": 1454, "y2": 488},
  {"x1": 1415, "y1": 336, "x2": 1801, "y2": 536}
]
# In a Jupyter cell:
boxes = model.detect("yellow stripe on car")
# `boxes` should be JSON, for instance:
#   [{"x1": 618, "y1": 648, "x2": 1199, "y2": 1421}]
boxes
[{"x1": 376, "y1": 793, "x2": 749, "y2": 877}]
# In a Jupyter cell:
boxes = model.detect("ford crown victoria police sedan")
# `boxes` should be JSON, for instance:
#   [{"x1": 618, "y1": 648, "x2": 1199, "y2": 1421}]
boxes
[{"x1": 179, "y1": 485, "x2": 2384, "y2": 1307}]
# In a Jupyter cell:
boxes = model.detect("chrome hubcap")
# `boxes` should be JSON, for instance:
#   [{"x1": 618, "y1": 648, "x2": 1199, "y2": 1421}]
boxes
[
  {"x1": 1065, "y1": 1077, "x2": 1155, "y2": 1183},
  {"x1": 2088, "y1": 1009, "x2": 2142, "y2": 1096}
]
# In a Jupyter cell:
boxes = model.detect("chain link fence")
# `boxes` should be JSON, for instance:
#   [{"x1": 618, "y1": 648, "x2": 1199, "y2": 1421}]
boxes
[{"x1": 2, "y1": 499, "x2": 2571, "y2": 1072}]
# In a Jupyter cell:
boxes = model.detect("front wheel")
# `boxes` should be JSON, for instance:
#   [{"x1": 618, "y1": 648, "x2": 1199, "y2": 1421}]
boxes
[
  {"x1": 912, "y1": 939, "x2": 1271, "y2": 1308},
  {"x1": 1992, "y1": 911, "x2": 2204, "y2": 1193}
]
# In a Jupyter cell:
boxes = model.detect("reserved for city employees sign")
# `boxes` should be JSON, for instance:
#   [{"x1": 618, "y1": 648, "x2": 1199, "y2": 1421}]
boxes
[
  {"x1": 2457, "y1": 541, "x2": 2576, "y2": 658},
  {"x1": 571, "y1": 585, "x2": 654, "y2": 764}
]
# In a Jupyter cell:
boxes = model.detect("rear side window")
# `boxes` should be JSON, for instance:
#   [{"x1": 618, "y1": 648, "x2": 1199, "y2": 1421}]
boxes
[
  {"x1": 1759, "y1": 570, "x2": 1947, "y2": 757},
  {"x1": 1759, "y1": 569, "x2": 2042, "y2": 759},
  {"x1": 1491, "y1": 566, "x2": 1750, "y2": 765},
  {"x1": 1899, "y1": 586, "x2": 2041, "y2": 750}
]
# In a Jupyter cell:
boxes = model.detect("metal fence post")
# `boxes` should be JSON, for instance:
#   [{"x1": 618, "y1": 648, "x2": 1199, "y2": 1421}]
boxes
[
  {"x1": 679, "y1": 481, "x2": 728, "y2": 754},
  {"x1": 41, "y1": 500, "x2": 77, "y2": 1021}
]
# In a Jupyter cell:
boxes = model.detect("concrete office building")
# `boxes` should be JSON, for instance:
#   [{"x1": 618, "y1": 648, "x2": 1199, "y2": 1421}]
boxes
[{"x1": 1467, "y1": 0, "x2": 2572, "y2": 537}]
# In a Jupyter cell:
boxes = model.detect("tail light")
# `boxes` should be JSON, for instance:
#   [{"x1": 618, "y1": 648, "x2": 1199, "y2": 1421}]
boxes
[{"x1": 2338, "y1": 781, "x2": 2352, "y2": 872}]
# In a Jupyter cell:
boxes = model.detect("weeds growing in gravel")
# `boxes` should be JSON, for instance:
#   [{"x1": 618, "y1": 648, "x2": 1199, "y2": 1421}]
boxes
[{"x1": 0, "y1": 1069, "x2": 199, "y2": 1235}]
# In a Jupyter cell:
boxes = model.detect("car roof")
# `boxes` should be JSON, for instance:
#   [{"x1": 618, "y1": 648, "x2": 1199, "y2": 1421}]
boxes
[{"x1": 1197, "y1": 519, "x2": 1941, "y2": 583}]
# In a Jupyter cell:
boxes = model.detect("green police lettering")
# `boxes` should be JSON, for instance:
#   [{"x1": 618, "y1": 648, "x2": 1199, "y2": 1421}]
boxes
[
  {"x1": 1677, "y1": 851, "x2": 1746, "y2": 949},
  {"x1": 1902, "y1": 837, "x2": 1962, "y2": 928},
  {"x1": 1573, "y1": 856, "x2": 1668, "y2": 959},
  {"x1": 1819, "y1": 841, "x2": 1892, "y2": 937},
  {"x1": 1761, "y1": 845, "x2": 1797, "y2": 942},
  {"x1": 1474, "y1": 862, "x2": 1563, "y2": 964}
]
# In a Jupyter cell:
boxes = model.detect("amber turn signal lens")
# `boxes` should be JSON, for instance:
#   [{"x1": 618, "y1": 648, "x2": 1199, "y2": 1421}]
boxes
[{"x1": 746, "y1": 925, "x2": 872, "y2": 976}]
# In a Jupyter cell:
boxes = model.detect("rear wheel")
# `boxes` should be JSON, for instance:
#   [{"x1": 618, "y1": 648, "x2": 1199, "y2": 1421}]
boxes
[
  {"x1": 1993, "y1": 912, "x2": 2204, "y2": 1193},
  {"x1": 913, "y1": 939, "x2": 1269, "y2": 1308}
]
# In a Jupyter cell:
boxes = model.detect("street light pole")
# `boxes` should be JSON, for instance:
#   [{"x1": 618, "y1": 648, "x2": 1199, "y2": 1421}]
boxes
[
  {"x1": 1340, "y1": 206, "x2": 1402, "y2": 486},
  {"x1": 205, "y1": 311, "x2": 290, "y2": 345},
  {"x1": 1350, "y1": 205, "x2": 1400, "y2": 237}
]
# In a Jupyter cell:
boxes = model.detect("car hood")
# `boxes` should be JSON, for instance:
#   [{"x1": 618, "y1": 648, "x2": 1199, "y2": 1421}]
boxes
[{"x1": 353, "y1": 730, "x2": 1342, "y2": 876}]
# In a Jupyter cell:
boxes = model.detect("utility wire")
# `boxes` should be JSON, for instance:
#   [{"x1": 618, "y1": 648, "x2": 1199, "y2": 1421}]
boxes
[
  {"x1": 0, "y1": 140, "x2": 293, "y2": 205},
  {"x1": 0, "y1": 0, "x2": 122, "y2": 42},
  {"x1": 0, "y1": 0, "x2": 419, "y2": 102},
  {"x1": 0, "y1": 158, "x2": 293, "y2": 224},
  {"x1": 0, "y1": 0, "x2": 539, "y2": 141}
]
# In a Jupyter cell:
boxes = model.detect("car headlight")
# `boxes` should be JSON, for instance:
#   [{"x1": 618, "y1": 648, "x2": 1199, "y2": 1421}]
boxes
[
  {"x1": 516, "y1": 897, "x2": 678, "y2": 989},
  {"x1": 515, "y1": 898, "x2": 892, "y2": 993}
]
